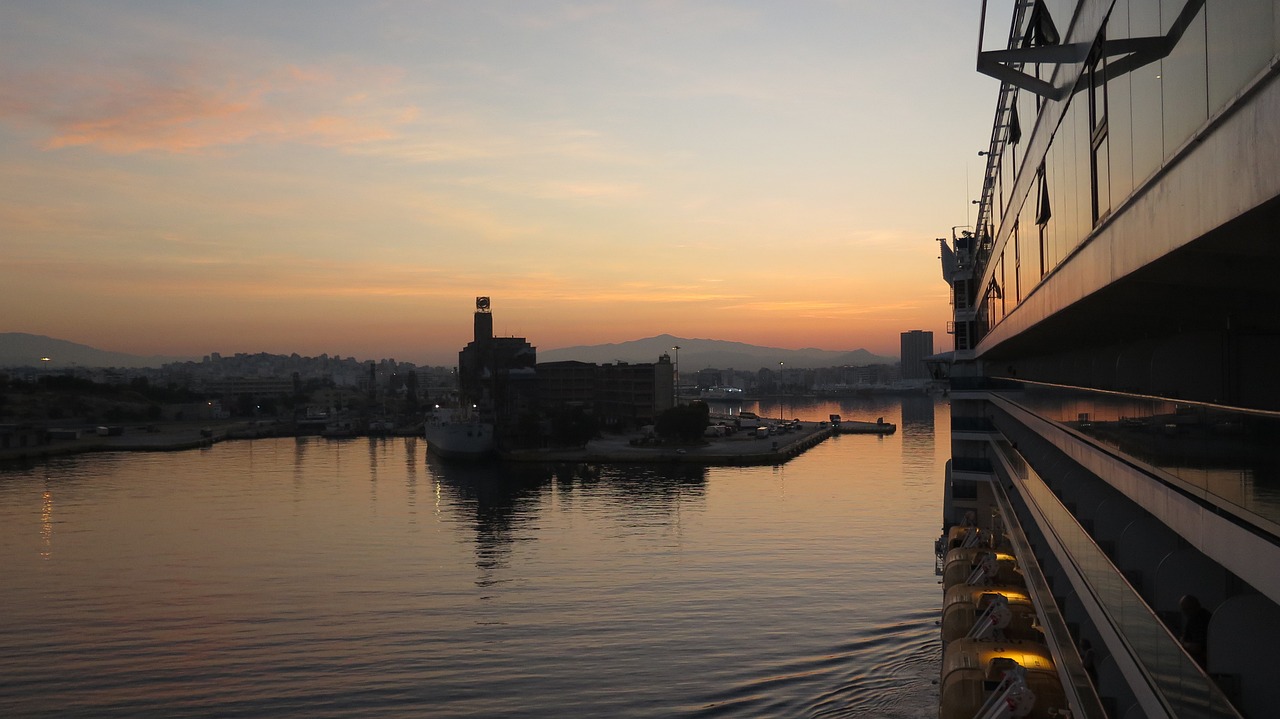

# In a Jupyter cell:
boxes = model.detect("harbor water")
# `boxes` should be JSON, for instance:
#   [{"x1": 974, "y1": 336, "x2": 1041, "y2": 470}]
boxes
[{"x1": 0, "y1": 396, "x2": 948, "y2": 718}]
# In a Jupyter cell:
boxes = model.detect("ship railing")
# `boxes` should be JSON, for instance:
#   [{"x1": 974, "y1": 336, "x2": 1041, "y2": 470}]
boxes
[{"x1": 990, "y1": 433, "x2": 1242, "y2": 718}]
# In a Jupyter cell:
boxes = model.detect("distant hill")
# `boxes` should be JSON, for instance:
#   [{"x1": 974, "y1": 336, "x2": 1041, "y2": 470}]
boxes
[
  {"x1": 0, "y1": 333, "x2": 193, "y2": 369},
  {"x1": 539, "y1": 334, "x2": 895, "y2": 370}
]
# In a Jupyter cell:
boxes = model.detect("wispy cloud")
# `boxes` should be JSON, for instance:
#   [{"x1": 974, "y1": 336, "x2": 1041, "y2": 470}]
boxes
[{"x1": 0, "y1": 61, "x2": 417, "y2": 154}]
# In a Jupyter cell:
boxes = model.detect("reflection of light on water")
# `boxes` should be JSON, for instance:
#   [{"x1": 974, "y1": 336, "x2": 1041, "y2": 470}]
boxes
[{"x1": 40, "y1": 490, "x2": 53, "y2": 560}]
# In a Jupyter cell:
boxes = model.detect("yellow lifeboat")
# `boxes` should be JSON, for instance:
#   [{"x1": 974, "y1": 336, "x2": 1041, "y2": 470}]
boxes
[
  {"x1": 945, "y1": 524, "x2": 990, "y2": 550},
  {"x1": 941, "y1": 584, "x2": 1042, "y2": 644},
  {"x1": 939, "y1": 639, "x2": 1067, "y2": 719},
  {"x1": 942, "y1": 547, "x2": 1022, "y2": 590}
]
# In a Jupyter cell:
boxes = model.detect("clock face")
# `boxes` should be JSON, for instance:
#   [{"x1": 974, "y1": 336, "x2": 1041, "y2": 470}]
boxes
[{"x1": 476, "y1": 296, "x2": 490, "y2": 310}]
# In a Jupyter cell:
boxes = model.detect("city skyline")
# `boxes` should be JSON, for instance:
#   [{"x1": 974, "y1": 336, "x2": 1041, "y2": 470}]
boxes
[{"x1": 1, "y1": 2, "x2": 997, "y2": 366}]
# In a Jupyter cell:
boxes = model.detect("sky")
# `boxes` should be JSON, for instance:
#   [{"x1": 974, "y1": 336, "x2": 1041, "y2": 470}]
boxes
[{"x1": 1, "y1": 1, "x2": 999, "y2": 366}]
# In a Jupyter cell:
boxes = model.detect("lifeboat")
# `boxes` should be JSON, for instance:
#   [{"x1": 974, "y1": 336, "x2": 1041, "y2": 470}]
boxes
[
  {"x1": 945, "y1": 524, "x2": 991, "y2": 550},
  {"x1": 942, "y1": 519, "x2": 1008, "y2": 547},
  {"x1": 942, "y1": 547, "x2": 1022, "y2": 590},
  {"x1": 939, "y1": 639, "x2": 1067, "y2": 719},
  {"x1": 941, "y1": 584, "x2": 1042, "y2": 644}
]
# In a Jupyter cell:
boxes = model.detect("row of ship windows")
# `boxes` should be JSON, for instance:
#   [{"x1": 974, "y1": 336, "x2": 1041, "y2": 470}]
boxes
[{"x1": 983, "y1": 0, "x2": 1277, "y2": 328}]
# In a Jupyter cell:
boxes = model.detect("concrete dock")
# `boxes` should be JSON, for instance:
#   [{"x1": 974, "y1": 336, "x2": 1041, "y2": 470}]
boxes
[{"x1": 503, "y1": 421, "x2": 837, "y2": 466}]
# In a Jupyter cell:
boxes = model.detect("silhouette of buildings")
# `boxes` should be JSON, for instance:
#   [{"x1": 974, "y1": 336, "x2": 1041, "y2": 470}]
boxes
[{"x1": 457, "y1": 297, "x2": 536, "y2": 436}]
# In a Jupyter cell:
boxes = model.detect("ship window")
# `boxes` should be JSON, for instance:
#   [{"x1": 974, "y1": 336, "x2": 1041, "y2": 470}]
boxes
[
  {"x1": 1012, "y1": 219, "x2": 1022, "y2": 304},
  {"x1": 998, "y1": 256, "x2": 1006, "y2": 319},
  {"x1": 1035, "y1": 167, "x2": 1051, "y2": 226},
  {"x1": 1035, "y1": 165, "x2": 1050, "y2": 278},
  {"x1": 1023, "y1": 1, "x2": 1060, "y2": 48},
  {"x1": 1088, "y1": 40, "x2": 1111, "y2": 225}
]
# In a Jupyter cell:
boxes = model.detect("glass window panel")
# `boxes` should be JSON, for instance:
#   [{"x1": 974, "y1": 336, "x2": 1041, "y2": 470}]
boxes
[
  {"x1": 1053, "y1": 133, "x2": 1068, "y2": 267},
  {"x1": 1206, "y1": 1, "x2": 1274, "y2": 117},
  {"x1": 1108, "y1": 0, "x2": 1135, "y2": 207},
  {"x1": 1130, "y1": 0, "x2": 1164, "y2": 183},
  {"x1": 1076, "y1": 100, "x2": 1092, "y2": 240},
  {"x1": 1043, "y1": 152, "x2": 1055, "y2": 268},
  {"x1": 1109, "y1": 69, "x2": 1134, "y2": 206},
  {"x1": 1160, "y1": 1, "x2": 1208, "y2": 154},
  {"x1": 1094, "y1": 136, "x2": 1111, "y2": 221},
  {"x1": 1002, "y1": 146, "x2": 1013, "y2": 216},
  {"x1": 1060, "y1": 103, "x2": 1077, "y2": 255}
]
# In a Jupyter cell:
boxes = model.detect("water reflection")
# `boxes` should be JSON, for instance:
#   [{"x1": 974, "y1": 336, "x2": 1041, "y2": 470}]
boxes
[
  {"x1": 900, "y1": 396, "x2": 936, "y2": 480},
  {"x1": 428, "y1": 457, "x2": 712, "y2": 584},
  {"x1": 901, "y1": 395, "x2": 935, "y2": 428},
  {"x1": 427, "y1": 458, "x2": 550, "y2": 582},
  {"x1": 40, "y1": 488, "x2": 52, "y2": 560},
  {"x1": 404, "y1": 437, "x2": 418, "y2": 518}
]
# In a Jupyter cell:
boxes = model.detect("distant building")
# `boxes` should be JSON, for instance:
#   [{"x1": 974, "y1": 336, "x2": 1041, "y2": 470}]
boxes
[
  {"x1": 457, "y1": 297, "x2": 536, "y2": 433},
  {"x1": 537, "y1": 360, "x2": 598, "y2": 408},
  {"x1": 203, "y1": 376, "x2": 294, "y2": 398},
  {"x1": 536, "y1": 355, "x2": 675, "y2": 429},
  {"x1": 597, "y1": 356, "x2": 674, "y2": 428},
  {"x1": 899, "y1": 330, "x2": 933, "y2": 380}
]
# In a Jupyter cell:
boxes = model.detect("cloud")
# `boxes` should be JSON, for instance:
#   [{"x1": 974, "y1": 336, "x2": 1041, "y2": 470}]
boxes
[{"x1": 0, "y1": 61, "x2": 417, "y2": 155}]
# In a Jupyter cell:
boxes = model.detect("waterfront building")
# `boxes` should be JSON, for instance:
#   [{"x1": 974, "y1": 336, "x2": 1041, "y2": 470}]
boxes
[
  {"x1": 596, "y1": 355, "x2": 675, "y2": 428},
  {"x1": 536, "y1": 356, "x2": 675, "y2": 429},
  {"x1": 940, "y1": 2, "x2": 1280, "y2": 718},
  {"x1": 535, "y1": 360, "x2": 598, "y2": 409},
  {"x1": 457, "y1": 297, "x2": 536, "y2": 435},
  {"x1": 899, "y1": 330, "x2": 933, "y2": 381}
]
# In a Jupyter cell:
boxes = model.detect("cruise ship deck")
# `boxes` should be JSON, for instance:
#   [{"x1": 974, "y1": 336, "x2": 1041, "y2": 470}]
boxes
[{"x1": 937, "y1": 1, "x2": 1280, "y2": 717}]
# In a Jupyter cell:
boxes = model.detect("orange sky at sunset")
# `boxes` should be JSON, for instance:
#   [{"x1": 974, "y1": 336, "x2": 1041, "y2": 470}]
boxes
[{"x1": 1, "y1": 2, "x2": 997, "y2": 365}]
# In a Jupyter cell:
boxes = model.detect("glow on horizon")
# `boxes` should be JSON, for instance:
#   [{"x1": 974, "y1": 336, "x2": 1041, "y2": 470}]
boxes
[{"x1": 0, "y1": 2, "x2": 995, "y2": 365}]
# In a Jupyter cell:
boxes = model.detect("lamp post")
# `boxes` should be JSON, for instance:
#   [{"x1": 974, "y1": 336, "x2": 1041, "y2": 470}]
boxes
[
  {"x1": 671, "y1": 345, "x2": 680, "y2": 407},
  {"x1": 778, "y1": 361, "x2": 784, "y2": 420}
]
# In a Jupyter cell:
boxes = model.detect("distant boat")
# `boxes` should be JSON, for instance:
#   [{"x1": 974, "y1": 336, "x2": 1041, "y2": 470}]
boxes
[
  {"x1": 700, "y1": 386, "x2": 745, "y2": 401},
  {"x1": 424, "y1": 408, "x2": 495, "y2": 459}
]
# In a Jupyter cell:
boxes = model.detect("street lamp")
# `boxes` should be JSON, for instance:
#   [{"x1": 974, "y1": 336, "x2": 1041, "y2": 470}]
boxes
[
  {"x1": 671, "y1": 345, "x2": 680, "y2": 407},
  {"x1": 779, "y1": 361, "x2": 784, "y2": 420}
]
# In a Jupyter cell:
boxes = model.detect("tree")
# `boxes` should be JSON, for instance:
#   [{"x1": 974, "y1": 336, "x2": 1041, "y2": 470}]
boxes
[
  {"x1": 549, "y1": 406, "x2": 597, "y2": 447},
  {"x1": 655, "y1": 401, "x2": 710, "y2": 443}
]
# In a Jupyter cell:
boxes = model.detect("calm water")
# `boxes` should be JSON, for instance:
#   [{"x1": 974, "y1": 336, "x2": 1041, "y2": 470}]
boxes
[{"x1": 0, "y1": 397, "x2": 948, "y2": 718}]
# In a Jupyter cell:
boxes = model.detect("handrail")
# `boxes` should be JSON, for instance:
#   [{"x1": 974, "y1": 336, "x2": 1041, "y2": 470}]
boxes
[{"x1": 991, "y1": 436, "x2": 1242, "y2": 717}]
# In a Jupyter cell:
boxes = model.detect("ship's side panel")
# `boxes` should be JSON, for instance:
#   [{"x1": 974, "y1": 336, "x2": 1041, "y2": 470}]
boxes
[{"x1": 944, "y1": 1, "x2": 1280, "y2": 716}]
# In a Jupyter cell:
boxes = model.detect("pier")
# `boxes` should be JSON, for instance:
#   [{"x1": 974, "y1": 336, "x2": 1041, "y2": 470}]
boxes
[{"x1": 504, "y1": 420, "x2": 843, "y2": 466}]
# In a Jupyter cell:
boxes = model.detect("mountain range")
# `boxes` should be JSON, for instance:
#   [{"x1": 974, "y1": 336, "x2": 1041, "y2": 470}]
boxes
[
  {"x1": 0, "y1": 333, "x2": 194, "y2": 369},
  {"x1": 0, "y1": 332, "x2": 897, "y2": 371},
  {"x1": 540, "y1": 334, "x2": 895, "y2": 370}
]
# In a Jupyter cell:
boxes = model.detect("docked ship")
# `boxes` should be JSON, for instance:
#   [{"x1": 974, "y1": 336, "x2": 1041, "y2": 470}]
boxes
[
  {"x1": 936, "y1": 2, "x2": 1280, "y2": 718},
  {"x1": 427, "y1": 297, "x2": 535, "y2": 460},
  {"x1": 423, "y1": 407, "x2": 495, "y2": 459}
]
